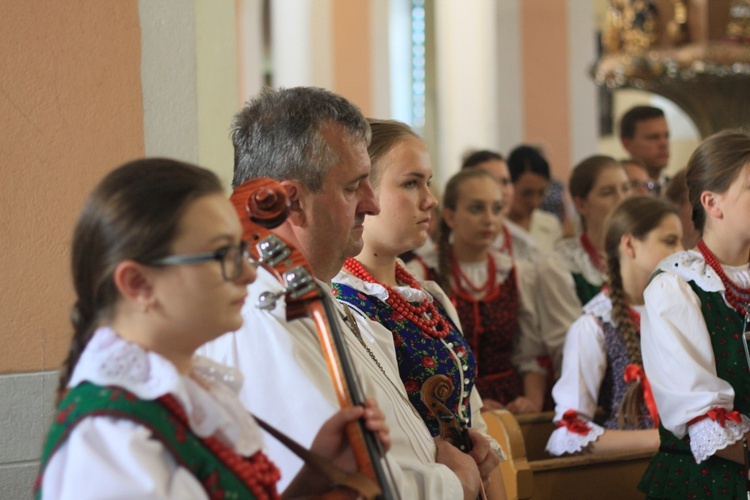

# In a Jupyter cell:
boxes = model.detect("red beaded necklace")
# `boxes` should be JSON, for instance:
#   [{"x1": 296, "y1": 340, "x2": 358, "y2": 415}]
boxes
[
  {"x1": 343, "y1": 258, "x2": 451, "y2": 339},
  {"x1": 580, "y1": 233, "x2": 607, "y2": 274},
  {"x1": 450, "y1": 251, "x2": 497, "y2": 297},
  {"x1": 698, "y1": 239, "x2": 750, "y2": 315},
  {"x1": 158, "y1": 394, "x2": 281, "y2": 499}
]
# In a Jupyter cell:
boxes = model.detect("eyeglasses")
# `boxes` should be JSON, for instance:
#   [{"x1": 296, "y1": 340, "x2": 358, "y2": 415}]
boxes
[{"x1": 150, "y1": 241, "x2": 255, "y2": 281}]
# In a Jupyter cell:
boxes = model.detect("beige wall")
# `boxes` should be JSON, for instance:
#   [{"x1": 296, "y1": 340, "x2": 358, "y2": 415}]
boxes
[
  {"x1": 332, "y1": 0, "x2": 373, "y2": 117},
  {"x1": 0, "y1": 2, "x2": 144, "y2": 373},
  {"x1": 521, "y1": 0, "x2": 572, "y2": 180}
]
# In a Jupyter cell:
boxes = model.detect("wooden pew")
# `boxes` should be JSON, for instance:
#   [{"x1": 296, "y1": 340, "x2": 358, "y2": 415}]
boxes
[{"x1": 482, "y1": 410, "x2": 654, "y2": 500}]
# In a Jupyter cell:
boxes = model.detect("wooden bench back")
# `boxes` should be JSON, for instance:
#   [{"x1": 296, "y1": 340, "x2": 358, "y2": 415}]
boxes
[{"x1": 481, "y1": 410, "x2": 654, "y2": 500}]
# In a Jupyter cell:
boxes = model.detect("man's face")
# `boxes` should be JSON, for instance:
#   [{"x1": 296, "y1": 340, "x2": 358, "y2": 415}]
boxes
[
  {"x1": 622, "y1": 117, "x2": 670, "y2": 176},
  {"x1": 301, "y1": 125, "x2": 380, "y2": 279}
]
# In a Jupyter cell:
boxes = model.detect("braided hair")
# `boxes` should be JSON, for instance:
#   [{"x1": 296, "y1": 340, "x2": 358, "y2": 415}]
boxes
[{"x1": 603, "y1": 195, "x2": 678, "y2": 428}]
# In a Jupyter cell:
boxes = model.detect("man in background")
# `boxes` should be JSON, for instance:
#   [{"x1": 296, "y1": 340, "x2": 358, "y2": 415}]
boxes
[{"x1": 619, "y1": 105, "x2": 671, "y2": 194}]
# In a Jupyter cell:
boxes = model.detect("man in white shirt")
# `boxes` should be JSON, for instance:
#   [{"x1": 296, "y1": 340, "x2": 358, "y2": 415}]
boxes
[
  {"x1": 200, "y1": 87, "x2": 496, "y2": 499},
  {"x1": 619, "y1": 105, "x2": 671, "y2": 194}
]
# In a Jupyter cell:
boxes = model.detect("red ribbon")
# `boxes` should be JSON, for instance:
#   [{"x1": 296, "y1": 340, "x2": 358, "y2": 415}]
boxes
[
  {"x1": 557, "y1": 410, "x2": 591, "y2": 436},
  {"x1": 623, "y1": 364, "x2": 660, "y2": 428},
  {"x1": 689, "y1": 407, "x2": 743, "y2": 428}
]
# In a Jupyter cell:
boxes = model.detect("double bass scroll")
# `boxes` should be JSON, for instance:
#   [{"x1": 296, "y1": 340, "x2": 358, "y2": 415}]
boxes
[{"x1": 231, "y1": 178, "x2": 398, "y2": 500}]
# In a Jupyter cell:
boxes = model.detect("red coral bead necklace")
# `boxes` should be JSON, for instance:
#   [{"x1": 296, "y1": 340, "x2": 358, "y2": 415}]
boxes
[
  {"x1": 698, "y1": 239, "x2": 750, "y2": 315},
  {"x1": 343, "y1": 258, "x2": 450, "y2": 339}
]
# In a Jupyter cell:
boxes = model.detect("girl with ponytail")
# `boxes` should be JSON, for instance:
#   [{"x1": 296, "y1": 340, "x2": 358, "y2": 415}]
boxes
[
  {"x1": 38, "y1": 158, "x2": 388, "y2": 499},
  {"x1": 546, "y1": 196, "x2": 680, "y2": 456},
  {"x1": 639, "y1": 130, "x2": 750, "y2": 498}
]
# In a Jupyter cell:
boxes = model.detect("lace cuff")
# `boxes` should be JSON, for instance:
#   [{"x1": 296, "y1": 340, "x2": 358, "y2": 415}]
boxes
[
  {"x1": 545, "y1": 417, "x2": 604, "y2": 456},
  {"x1": 688, "y1": 411, "x2": 750, "y2": 463}
]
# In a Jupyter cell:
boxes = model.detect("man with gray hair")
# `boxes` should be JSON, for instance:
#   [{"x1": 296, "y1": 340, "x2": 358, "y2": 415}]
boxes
[{"x1": 201, "y1": 87, "x2": 491, "y2": 499}]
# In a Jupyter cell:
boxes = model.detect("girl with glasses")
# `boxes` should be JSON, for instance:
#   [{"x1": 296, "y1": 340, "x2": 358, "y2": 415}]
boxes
[
  {"x1": 546, "y1": 196, "x2": 681, "y2": 457},
  {"x1": 536, "y1": 155, "x2": 632, "y2": 377},
  {"x1": 36, "y1": 158, "x2": 389, "y2": 499},
  {"x1": 639, "y1": 130, "x2": 750, "y2": 498}
]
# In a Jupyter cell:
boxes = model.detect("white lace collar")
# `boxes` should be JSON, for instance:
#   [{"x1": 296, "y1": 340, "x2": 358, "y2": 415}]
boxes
[
  {"x1": 69, "y1": 327, "x2": 264, "y2": 455},
  {"x1": 582, "y1": 290, "x2": 644, "y2": 326},
  {"x1": 553, "y1": 237, "x2": 607, "y2": 285},
  {"x1": 333, "y1": 265, "x2": 432, "y2": 303},
  {"x1": 656, "y1": 249, "x2": 750, "y2": 293}
]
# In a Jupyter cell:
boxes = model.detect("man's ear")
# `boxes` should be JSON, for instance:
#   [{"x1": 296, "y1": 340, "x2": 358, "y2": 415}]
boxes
[
  {"x1": 113, "y1": 260, "x2": 155, "y2": 310},
  {"x1": 700, "y1": 190, "x2": 723, "y2": 221},
  {"x1": 281, "y1": 180, "x2": 307, "y2": 227},
  {"x1": 621, "y1": 137, "x2": 633, "y2": 155}
]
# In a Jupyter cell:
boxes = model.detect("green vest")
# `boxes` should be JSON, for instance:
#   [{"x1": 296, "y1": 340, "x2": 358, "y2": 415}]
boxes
[
  {"x1": 572, "y1": 272, "x2": 602, "y2": 306},
  {"x1": 35, "y1": 382, "x2": 265, "y2": 499},
  {"x1": 639, "y1": 282, "x2": 750, "y2": 499}
]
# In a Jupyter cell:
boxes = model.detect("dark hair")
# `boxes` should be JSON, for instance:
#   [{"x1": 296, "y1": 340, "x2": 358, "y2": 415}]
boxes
[
  {"x1": 435, "y1": 169, "x2": 498, "y2": 292},
  {"x1": 619, "y1": 106, "x2": 665, "y2": 139},
  {"x1": 506, "y1": 145, "x2": 550, "y2": 183},
  {"x1": 367, "y1": 119, "x2": 421, "y2": 189},
  {"x1": 569, "y1": 155, "x2": 622, "y2": 201},
  {"x1": 619, "y1": 157, "x2": 647, "y2": 170},
  {"x1": 686, "y1": 129, "x2": 750, "y2": 233},
  {"x1": 231, "y1": 86, "x2": 371, "y2": 191},
  {"x1": 603, "y1": 195, "x2": 678, "y2": 428},
  {"x1": 59, "y1": 158, "x2": 223, "y2": 400},
  {"x1": 462, "y1": 150, "x2": 505, "y2": 169},
  {"x1": 664, "y1": 168, "x2": 688, "y2": 206}
]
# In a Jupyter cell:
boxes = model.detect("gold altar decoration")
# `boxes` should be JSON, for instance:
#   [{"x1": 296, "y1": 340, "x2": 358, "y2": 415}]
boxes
[{"x1": 593, "y1": 0, "x2": 750, "y2": 138}]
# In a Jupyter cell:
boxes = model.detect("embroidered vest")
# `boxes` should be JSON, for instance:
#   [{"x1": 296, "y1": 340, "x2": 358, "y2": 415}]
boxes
[
  {"x1": 595, "y1": 318, "x2": 653, "y2": 430},
  {"x1": 333, "y1": 284, "x2": 474, "y2": 436},
  {"x1": 639, "y1": 282, "x2": 750, "y2": 498},
  {"x1": 35, "y1": 382, "x2": 273, "y2": 499},
  {"x1": 452, "y1": 268, "x2": 523, "y2": 405}
]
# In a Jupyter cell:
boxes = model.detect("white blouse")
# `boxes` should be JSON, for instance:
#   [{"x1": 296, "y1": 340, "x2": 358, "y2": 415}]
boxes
[
  {"x1": 546, "y1": 292, "x2": 644, "y2": 455},
  {"x1": 41, "y1": 327, "x2": 264, "y2": 499},
  {"x1": 536, "y1": 237, "x2": 607, "y2": 374},
  {"x1": 642, "y1": 250, "x2": 750, "y2": 463},
  {"x1": 494, "y1": 220, "x2": 541, "y2": 264}
]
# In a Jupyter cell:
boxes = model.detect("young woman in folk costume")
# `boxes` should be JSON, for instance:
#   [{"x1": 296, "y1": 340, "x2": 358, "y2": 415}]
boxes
[
  {"x1": 536, "y1": 155, "x2": 632, "y2": 375},
  {"x1": 331, "y1": 119, "x2": 505, "y2": 493},
  {"x1": 546, "y1": 196, "x2": 681, "y2": 456},
  {"x1": 461, "y1": 150, "x2": 541, "y2": 264},
  {"x1": 423, "y1": 168, "x2": 543, "y2": 414},
  {"x1": 36, "y1": 159, "x2": 389, "y2": 499},
  {"x1": 639, "y1": 130, "x2": 750, "y2": 499}
]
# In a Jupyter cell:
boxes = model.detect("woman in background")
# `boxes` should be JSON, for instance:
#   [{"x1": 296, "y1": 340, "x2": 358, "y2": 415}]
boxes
[
  {"x1": 505, "y1": 145, "x2": 563, "y2": 255},
  {"x1": 462, "y1": 150, "x2": 540, "y2": 264},
  {"x1": 332, "y1": 119, "x2": 504, "y2": 498},
  {"x1": 546, "y1": 196, "x2": 680, "y2": 456},
  {"x1": 536, "y1": 155, "x2": 632, "y2": 374},
  {"x1": 433, "y1": 169, "x2": 544, "y2": 414}
]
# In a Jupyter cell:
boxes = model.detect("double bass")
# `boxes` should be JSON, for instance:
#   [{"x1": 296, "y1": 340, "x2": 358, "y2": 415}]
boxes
[{"x1": 231, "y1": 178, "x2": 398, "y2": 500}]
